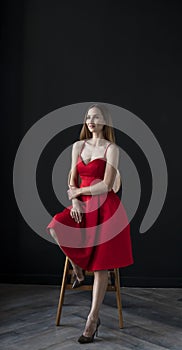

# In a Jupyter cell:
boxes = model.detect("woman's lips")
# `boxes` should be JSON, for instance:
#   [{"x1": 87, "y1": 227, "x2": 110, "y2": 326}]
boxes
[{"x1": 89, "y1": 124, "x2": 95, "y2": 128}]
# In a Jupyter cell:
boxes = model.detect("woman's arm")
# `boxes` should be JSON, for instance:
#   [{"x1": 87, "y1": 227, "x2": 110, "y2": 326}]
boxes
[
  {"x1": 68, "y1": 141, "x2": 82, "y2": 188},
  {"x1": 68, "y1": 141, "x2": 84, "y2": 222},
  {"x1": 68, "y1": 144, "x2": 119, "y2": 198}
]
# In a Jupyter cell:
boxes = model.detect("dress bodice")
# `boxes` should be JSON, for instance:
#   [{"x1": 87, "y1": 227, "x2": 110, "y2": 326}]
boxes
[
  {"x1": 77, "y1": 139, "x2": 112, "y2": 187},
  {"x1": 77, "y1": 155, "x2": 107, "y2": 187}
]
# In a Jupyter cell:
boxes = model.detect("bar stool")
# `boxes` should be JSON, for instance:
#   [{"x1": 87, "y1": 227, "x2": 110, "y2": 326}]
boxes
[{"x1": 56, "y1": 256, "x2": 124, "y2": 328}]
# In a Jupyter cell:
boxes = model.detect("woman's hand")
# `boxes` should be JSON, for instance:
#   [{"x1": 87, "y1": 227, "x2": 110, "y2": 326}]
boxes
[
  {"x1": 67, "y1": 186, "x2": 81, "y2": 200},
  {"x1": 70, "y1": 200, "x2": 84, "y2": 223}
]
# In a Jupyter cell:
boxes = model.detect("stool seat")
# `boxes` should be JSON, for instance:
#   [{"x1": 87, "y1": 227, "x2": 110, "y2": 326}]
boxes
[{"x1": 56, "y1": 256, "x2": 124, "y2": 328}]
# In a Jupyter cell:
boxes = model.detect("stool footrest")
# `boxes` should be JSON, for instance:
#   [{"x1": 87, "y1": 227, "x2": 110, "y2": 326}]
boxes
[{"x1": 65, "y1": 284, "x2": 117, "y2": 291}]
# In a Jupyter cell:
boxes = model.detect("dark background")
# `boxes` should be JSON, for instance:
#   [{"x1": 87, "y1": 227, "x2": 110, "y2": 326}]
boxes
[{"x1": 1, "y1": 0, "x2": 182, "y2": 287}]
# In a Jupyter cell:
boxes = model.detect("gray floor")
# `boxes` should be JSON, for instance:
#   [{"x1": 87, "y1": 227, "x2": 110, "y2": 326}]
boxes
[{"x1": 0, "y1": 284, "x2": 181, "y2": 350}]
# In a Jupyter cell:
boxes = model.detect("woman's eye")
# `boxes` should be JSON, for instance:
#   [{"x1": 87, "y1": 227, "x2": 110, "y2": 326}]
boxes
[{"x1": 86, "y1": 115, "x2": 100, "y2": 120}]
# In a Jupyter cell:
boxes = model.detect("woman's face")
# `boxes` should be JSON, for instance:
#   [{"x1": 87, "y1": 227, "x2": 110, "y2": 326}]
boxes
[{"x1": 85, "y1": 107, "x2": 106, "y2": 133}]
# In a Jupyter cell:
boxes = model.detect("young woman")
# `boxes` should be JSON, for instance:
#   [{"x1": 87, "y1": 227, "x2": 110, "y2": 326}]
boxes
[{"x1": 46, "y1": 103, "x2": 134, "y2": 344}]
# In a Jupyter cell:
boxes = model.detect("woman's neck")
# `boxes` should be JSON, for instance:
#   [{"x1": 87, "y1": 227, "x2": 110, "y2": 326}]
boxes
[
  {"x1": 92, "y1": 131, "x2": 104, "y2": 139},
  {"x1": 89, "y1": 134, "x2": 106, "y2": 146}
]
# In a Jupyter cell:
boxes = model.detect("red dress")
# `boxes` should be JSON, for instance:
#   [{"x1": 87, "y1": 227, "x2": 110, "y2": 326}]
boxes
[{"x1": 46, "y1": 141, "x2": 134, "y2": 271}]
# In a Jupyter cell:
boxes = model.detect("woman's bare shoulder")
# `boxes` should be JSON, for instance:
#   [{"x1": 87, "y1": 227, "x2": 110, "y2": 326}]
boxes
[
  {"x1": 72, "y1": 140, "x2": 85, "y2": 151},
  {"x1": 107, "y1": 142, "x2": 119, "y2": 152}
]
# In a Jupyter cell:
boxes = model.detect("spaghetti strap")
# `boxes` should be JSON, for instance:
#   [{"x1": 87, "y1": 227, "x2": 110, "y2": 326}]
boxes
[
  {"x1": 80, "y1": 139, "x2": 86, "y2": 156},
  {"x1": 104, "y1": 142, "x2": 112, "y2": 158}
]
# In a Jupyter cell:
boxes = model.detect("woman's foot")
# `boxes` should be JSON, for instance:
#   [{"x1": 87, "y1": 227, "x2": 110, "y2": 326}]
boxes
[
  {"x1": 70, "y1": 261, "x2": 85, "y2": 288},
  {"x1": 78, "y1": 315, "x2": 101, "y2": 343},
  {"x1": 72, "y1": 271, "x2": 85, "y2": 288}
]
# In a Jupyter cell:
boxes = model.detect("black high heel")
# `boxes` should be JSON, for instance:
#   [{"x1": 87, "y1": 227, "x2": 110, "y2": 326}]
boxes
[{"x1": 78, "y1": 317, "x2": 101, "y2": 344}]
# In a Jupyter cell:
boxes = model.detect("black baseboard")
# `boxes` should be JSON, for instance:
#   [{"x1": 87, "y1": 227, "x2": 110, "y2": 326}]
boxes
[{"x1": 0, "y1": 273, "x2": 182, "y2": 288}]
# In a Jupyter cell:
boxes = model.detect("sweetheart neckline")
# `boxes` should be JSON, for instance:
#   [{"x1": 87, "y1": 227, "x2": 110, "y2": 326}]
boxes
[{"x1": 78, "y1": 155, "x2": 106, "y2": 166}]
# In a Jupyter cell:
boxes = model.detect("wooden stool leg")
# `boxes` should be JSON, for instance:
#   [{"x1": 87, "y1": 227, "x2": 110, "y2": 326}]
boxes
[
  {"x1": 56, "y1": 256, "x2": 69, "y2": 326},
  {"x1": 114, "y1": 268, "x2": 124, "y2": 328}
]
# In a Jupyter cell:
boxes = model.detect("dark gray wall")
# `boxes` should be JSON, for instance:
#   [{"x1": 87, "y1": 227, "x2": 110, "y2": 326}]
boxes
[{"x1": 1, "y1": 0, "x2": 182, "y2": 286}]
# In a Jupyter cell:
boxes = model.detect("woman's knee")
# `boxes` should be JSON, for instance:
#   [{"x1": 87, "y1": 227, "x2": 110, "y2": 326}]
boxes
[{"x1": 49, "y1": 228, "x2": 59, "y2": 245}]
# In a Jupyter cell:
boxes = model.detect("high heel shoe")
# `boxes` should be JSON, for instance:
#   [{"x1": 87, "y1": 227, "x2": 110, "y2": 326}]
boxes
[
  {"x1": 72, "y1": 271, "x2": 85, "y2": 289},
  {"x1": 72, "y1": 276, "x2": 84, "y2": 289},
  {"x1": 78, "y1": 317, "x2": 101, "y2": 343}
]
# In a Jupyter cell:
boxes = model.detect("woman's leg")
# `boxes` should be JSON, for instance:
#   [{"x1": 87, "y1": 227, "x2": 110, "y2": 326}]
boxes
[
  {"x1": 49, "y1": 229, "x2": 84, "y2": 282},
  {"x1": 82, "y1": 270, "x2": 108, "y2": 337},
  {"x1": 49, "y1": 228, "x2": 59, "y2": 245},
  {"x1": 69, "y1": 259, "x2": 84, "y2": 282}
]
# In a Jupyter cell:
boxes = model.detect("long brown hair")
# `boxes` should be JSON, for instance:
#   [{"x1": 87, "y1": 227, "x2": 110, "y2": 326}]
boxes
[{"x1": 79, "y1": 103, "x2": 115, "y2": 143}]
